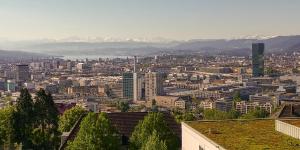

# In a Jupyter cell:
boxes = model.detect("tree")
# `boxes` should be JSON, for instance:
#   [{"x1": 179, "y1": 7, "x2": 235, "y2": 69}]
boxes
[
  {"x1": 141, "y1": 130, "x2": 167, "y2": 150},
  {"x1": 13, "y1": 88, "x2": 35, "y2": 148},
  {"x1": 233, "y1": 91, "x2": 242, "y2": 102},
  {"x1": 227, "y1": 109, "x2": 240, "y2": 119},
  {"x1": 292, "y1": 68, "x2": 300, "y2": 74},
  {"x1": 0, "y1": 106, "x2": 15, "y2": 149},
  {"x1": 240, "y1": 109, "x2": 269, "y2": 119},
  {"x1": 203, "y1": 109, "x2": 227, "y2": 120},
  {"x1": 151, "y1": 99, "x2": 158, "y2": 112},
  {"x1": 31, "y1": 89, "x2": 60, "y2": 149},
  {"x1": 117, "y1": 101, "x2": 129, "y2": 112},
  {"x1": 130, "y1": 112, "x2": 180, "y2": 150},
  {"x1": 59, "y1": 106, "x2": 86, "y2": 132},
  {"x1": 67, "y1": 112, "x2": 120, "y2": 150},
  {"x1": 203, "y1": 109, "x2": 240, "y2": 120}
]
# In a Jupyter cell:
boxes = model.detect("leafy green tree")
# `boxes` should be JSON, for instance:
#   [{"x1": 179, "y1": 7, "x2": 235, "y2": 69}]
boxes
[
  {"x1": 59, "y1": 106, "x2": 86, "y2": 132},
  {"x1": 130, "y1": 112, "x2": 180, "y2": 150},
  {"x1": 203, "y1": 109, "x2": 241, "y2": 120},
  {"x1": 32, "y1": 89, "x2": 60, "y2": 149},
  {"x1": 240, "y1": 109, "x2": 269, "y2": 119},
  {"x1": 151, "y1": 99, "x2": 158, "y2": 112},
  {"x1": 233, "y1": 91, "x2": 242, "y2": 102},
  {"x1": 67, "y1": 112, "x2": 121, "y2": 150},
  {"x1": 141, "y1": 130, "x2": 167, "y2": 150},
  {"x1": 227, "y1": 109, "x2": 240, "y2": 119},
  {"x1": 174, "y1": 111, "x2": 195, "y2": 123},
  {"x1": 292, "y1": 68, "x2": 300, "y2": 74},
  {"x1": 13, "y1": 88, "x2": 35, "y2": 148},
  {"x1": 0, "y1": 106, "x2": 15, "y2": 149},
  {"x1": 203, "y1": 109, "x2": 228, "y2": 120},
  {"x1": 117, "y1": 101, "x2": 130, "y2": 112}
]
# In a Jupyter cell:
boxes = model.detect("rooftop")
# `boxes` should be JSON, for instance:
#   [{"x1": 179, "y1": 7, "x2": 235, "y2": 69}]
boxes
[{"x1": 187, "y1": 119, "x2": 300, "y2": 150}]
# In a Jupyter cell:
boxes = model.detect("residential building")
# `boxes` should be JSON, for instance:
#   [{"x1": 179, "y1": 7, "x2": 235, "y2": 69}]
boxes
[{"x1": 145, "y1": 72, "x2": 164, "y2": 101}]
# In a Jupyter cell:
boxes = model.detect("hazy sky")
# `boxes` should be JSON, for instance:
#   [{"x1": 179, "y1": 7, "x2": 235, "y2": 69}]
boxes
[{"x1": 1, "y1": 0, "x2": 300, "y2": 41}]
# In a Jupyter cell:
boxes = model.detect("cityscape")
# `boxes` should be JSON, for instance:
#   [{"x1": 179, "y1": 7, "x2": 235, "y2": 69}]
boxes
[{"x1": 1, "y1": 0, "x2": 300, "y2": 150}]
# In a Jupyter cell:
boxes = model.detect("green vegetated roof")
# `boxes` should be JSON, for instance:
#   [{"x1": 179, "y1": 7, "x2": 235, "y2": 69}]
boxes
[
  {"x1": 282, "y1": 119, "x2": 300, "y2": 128},
  {"x1": 187, "y1": 119, "x2": 300, "y2": 150}
]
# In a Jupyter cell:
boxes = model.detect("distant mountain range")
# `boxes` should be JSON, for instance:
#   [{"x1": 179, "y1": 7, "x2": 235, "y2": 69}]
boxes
[
  {"x1": 1, "y1": 35, "x2": 300, "y2": 57},
  {"x1": 0, "y1": 50, "x2": 50, "y2": 60}
]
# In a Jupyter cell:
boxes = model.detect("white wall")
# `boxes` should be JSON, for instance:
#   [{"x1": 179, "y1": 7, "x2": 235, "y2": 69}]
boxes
[
  {"x1": 182, "y1": 122, "x2": 226, "y2": 150},
  {"x1": 275, "y1": 120, "x2": 300, "y2": 139}
]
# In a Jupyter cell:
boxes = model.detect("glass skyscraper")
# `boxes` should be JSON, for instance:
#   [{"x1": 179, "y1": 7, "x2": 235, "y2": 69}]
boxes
[
  {"x1": 252, "y1": 43, "x2": 265, "y2": 77},
  {"x1": 122, "y1": 72, "x2": 134, "y2": 99}
]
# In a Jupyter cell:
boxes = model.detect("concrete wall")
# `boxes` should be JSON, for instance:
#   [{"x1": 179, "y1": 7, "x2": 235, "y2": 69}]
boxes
[
  {"x1": 275, "y1": 120, "x2": 300, "y2": 139},
  {"x1": 182, "y1": 122, "x2": 226, "y2": 150}
]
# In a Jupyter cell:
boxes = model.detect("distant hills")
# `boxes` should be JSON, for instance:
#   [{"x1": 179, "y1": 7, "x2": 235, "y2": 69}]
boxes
[
  {"x1": 0, "y1": 50, "x2": 50, "y2": 60},
  {"x1": 1, "y1": 35, "x2": 300, "y2": 57}
]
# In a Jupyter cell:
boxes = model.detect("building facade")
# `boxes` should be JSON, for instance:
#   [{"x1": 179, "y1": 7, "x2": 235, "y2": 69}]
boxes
[
  {"x1": 252, "y1": 43, "x2": 265, "y2": 77},
  {"x1": 122, "y1": 72, "x2": 134, "y2": 99},
  {"x1": 16, "y1": 64, "x2": 30, "y2": 82},
  {"x1": 145, "y1": 72, "x2": 164, "y2": 101}
]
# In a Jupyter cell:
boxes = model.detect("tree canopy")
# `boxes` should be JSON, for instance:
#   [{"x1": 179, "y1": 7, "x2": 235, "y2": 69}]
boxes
[
  {"x1": 130, "y1": 112, "x2": 180, "y2": 150},
  {"x1": 240, "y1": 109, "x2": 269, "y2": 119},
  {"x1": 13, "y1": 88, "x2": 35, "y2": 148},
  {"x1": 31, "y1": 89, "x2": 60, "y2": 149},
  {"x1": 203, "y1": 109, "x2": 240, "y2": 120},
  {"x1": 141, "y1": 130, "x2": 167, "y2": 150},
  {"x1": 0, "y1": 106, "x2": 15, "y2": 149},
  {"x1": 117, "y1": 101, "x2": 130, "y2": 112},
  {"x1": 59, "y1": 106, "x2": 86, "y2": 132},
  {"x1": 67, "y1": 112, "x2": 120, "y2": 150}
]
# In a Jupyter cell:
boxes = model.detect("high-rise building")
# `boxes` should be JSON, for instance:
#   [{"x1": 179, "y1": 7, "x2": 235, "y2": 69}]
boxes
[
  {"x1": 252, "y1": 43, "x2": 264, "y2": 77},
  {"x1": 133, "y1": 73, "x2": 145, "y2": 101},
  {"x1": 133, "y1": 56, "x2": 145, "y2": 101},
  {"x1": 122, "y1": 72, "x2": 134, "y2": 99},
  {"x1": 16, "y1": 64, "x2": 30, "y2": 82},
  {"x1": 145, "y1": 72, "x2": 164, "y2": 101}
]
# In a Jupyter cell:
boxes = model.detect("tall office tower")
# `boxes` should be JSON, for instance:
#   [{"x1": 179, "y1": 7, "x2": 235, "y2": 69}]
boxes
[
  {"x1": 122, "y1": 72, "x2": 134, "y2": 99},
  {"x1": 252, "y1": 43, "x2": 265, "y2": 77},
  {"x1": 145, "y1": 72, "x2": 164, "y2": 101},
  {"x1": 16, "y1": 64, "x2": 30, "y2": 82}
]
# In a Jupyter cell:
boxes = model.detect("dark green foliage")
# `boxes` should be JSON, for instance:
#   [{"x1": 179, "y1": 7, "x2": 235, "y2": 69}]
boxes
[
  {"x1": 59, "y1": 106, "x2": 86, "y2": 132},
  {"x1": 31, "y1": 89, "x2": 60, "y2": 149},
  {"x1": 292, "y1": 68, "x2": 300, "y2": 74},
  {"x1": 67, "y1": 112, "x2": 121, "y2": 150},
  {"x1": 240, "y1": 109, "x2": 269, "y2": 119},
  {"x1": 203, "y1": 109, "x2": 240, "y2": 120},
  {"x1": 174, "y1": 112, "x2": 195, "y2": 122},
  {"x1": 130, "y1": 112, "x2": 180, "y2": 150},
  {"x1": 151, "y1": 99, "x2": 158, "y2": 112},
  {"x1": 233, "y1": 91, "x2": 242, "y2": 102},
  {"x1": 1, "y1": 88, "x2": 60, "y2": 149},
  {"x1": 117, "y1": 101, "x2": 130, "y2": 112},
  {"x1": 13, "y1": 88, "x2": 35, "y2": 148}
]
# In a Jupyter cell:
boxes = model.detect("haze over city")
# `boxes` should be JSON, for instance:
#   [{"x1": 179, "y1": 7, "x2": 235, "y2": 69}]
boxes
[{"x1": 1, "y1": 0, "x2": 300, "y2": 41}]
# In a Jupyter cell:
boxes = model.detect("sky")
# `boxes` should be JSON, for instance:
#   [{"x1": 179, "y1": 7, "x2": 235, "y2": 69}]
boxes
[{"x1": 0, "y1": 0, "x2": 300, "y2": 41}]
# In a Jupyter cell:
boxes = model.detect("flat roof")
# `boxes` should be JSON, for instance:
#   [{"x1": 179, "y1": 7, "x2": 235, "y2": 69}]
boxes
[{"x1": 187, "y1": 119, "x2": 300, "y2": 150}]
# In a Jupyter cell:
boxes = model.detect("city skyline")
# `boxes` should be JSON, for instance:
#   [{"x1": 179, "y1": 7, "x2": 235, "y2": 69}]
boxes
[{"x1": 1, "y1": 0, "x2": 300, "y2": 41}]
